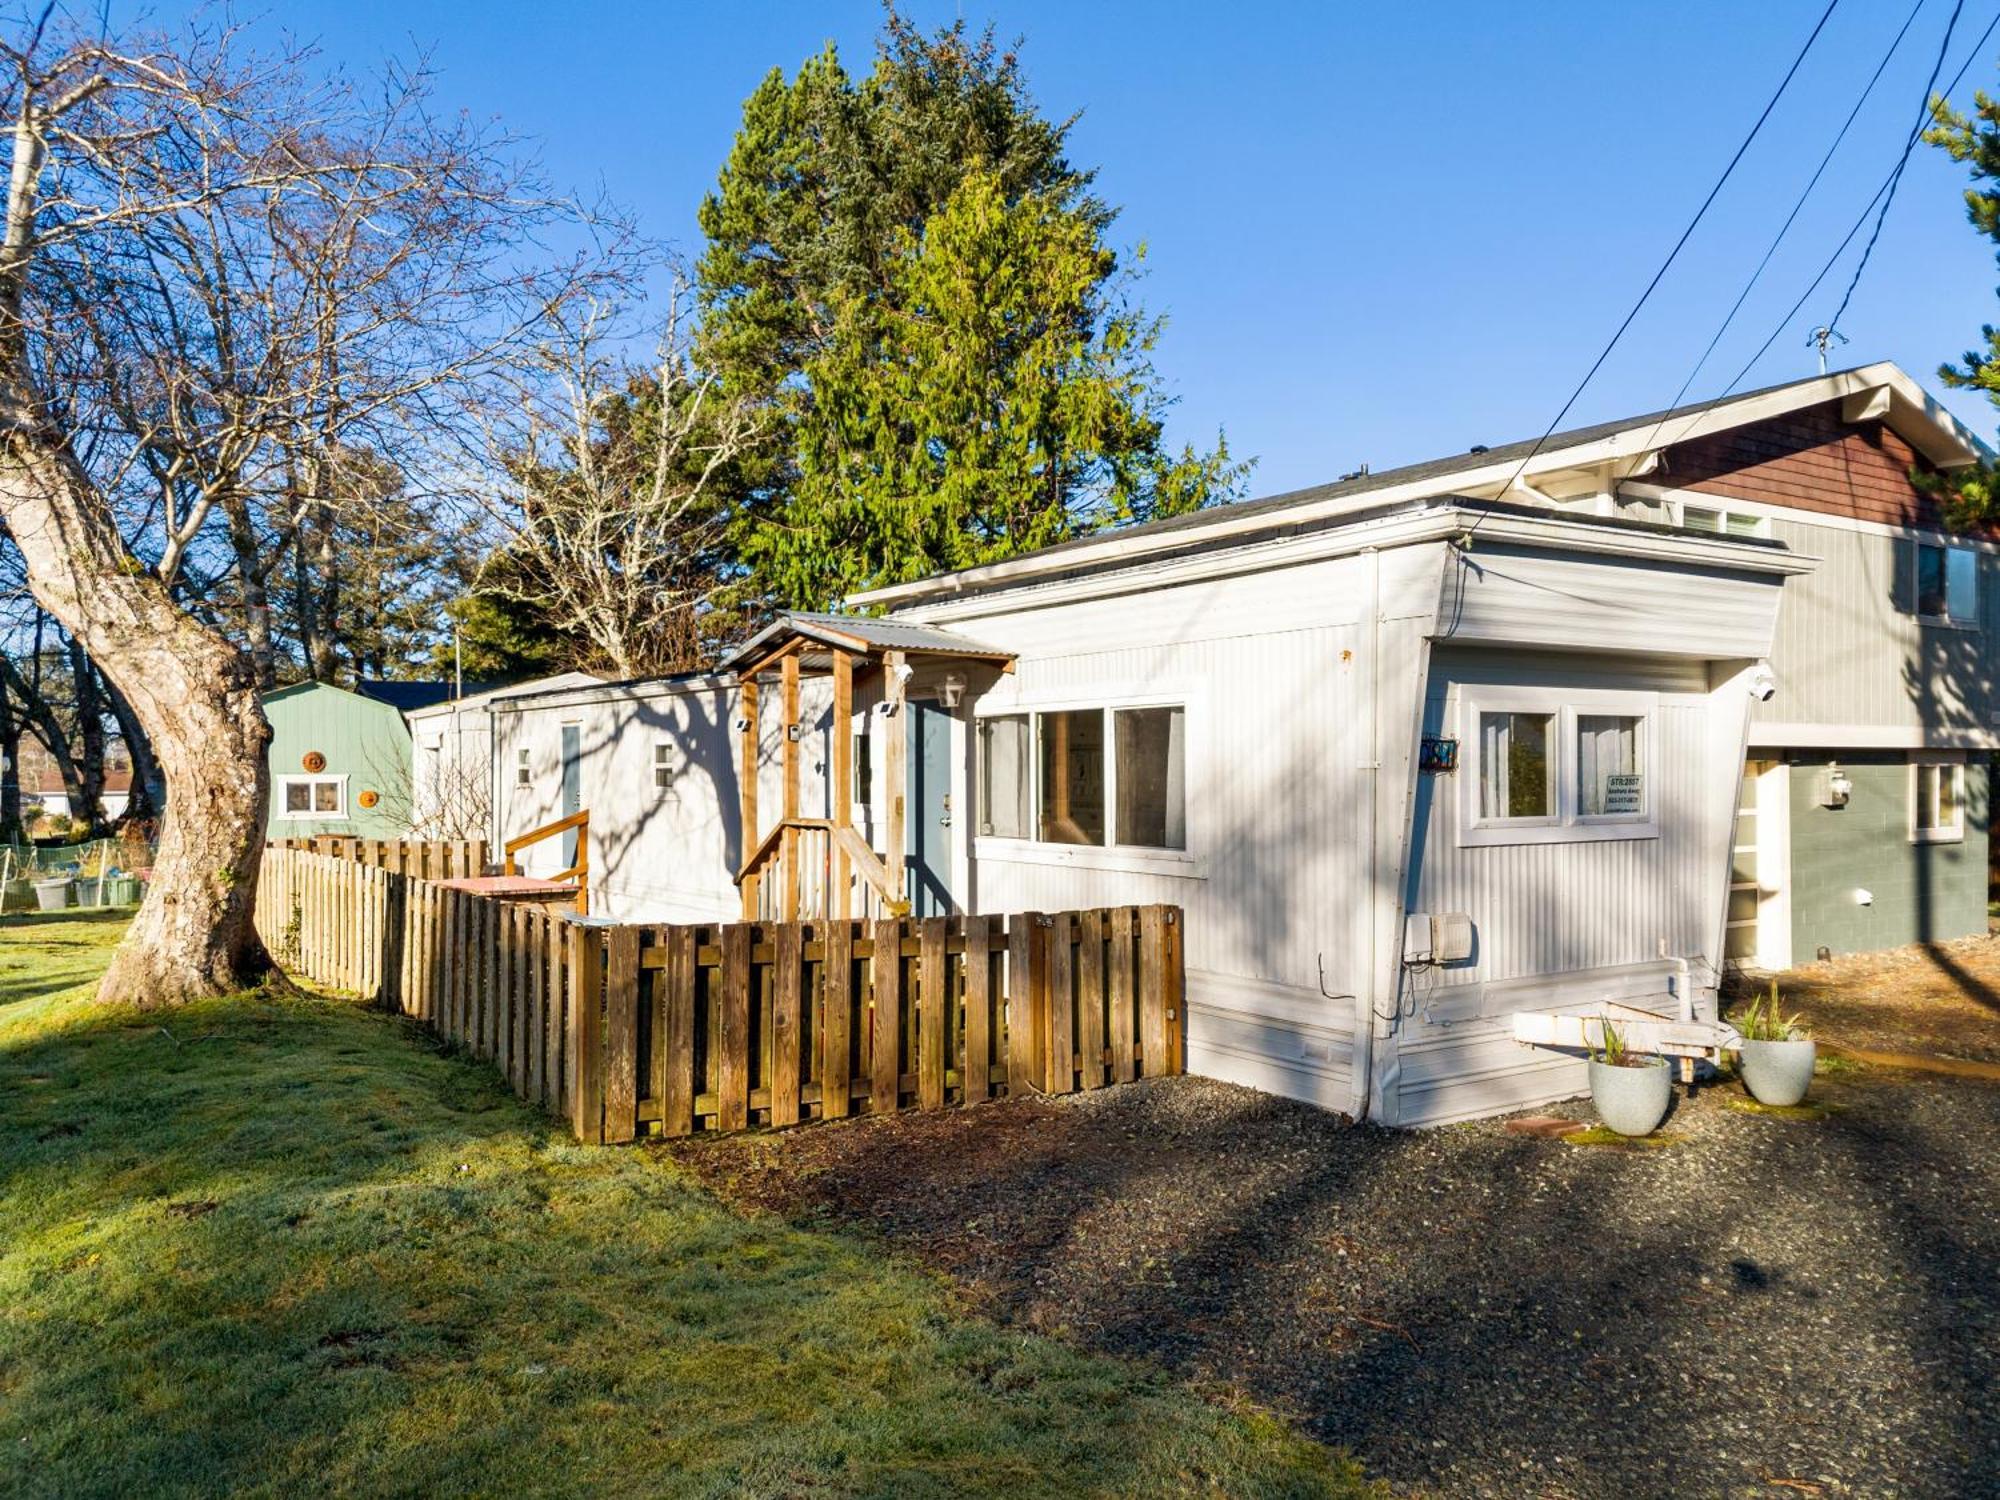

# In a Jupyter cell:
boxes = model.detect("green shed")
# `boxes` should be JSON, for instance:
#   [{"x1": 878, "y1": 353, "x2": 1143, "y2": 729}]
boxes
[{"x1": 261, "y1": 681, "x2": 453, "y2": 840}]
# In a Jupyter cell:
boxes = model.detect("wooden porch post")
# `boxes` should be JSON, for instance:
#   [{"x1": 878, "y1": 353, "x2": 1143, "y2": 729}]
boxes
[
  {"x1": 883, "y1": 649, "x2": 908, "y2": 907},
  {"x1": 781, "y1": 652, "x2": 801, "y2": 921},
  {"x1": 739, "y1": 675, "x2": 761, "y2": 919},
  {"x1": 831, "y1": 649, "x2": 853, "y2": 919}
]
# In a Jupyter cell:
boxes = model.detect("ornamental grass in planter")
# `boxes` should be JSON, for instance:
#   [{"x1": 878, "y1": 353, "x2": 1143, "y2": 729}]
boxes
[
  {"x1": 1734, "y1": 982, "x2": 1815, "y2": 1108},
  {"x1": 1588, "y1": 1017, "x2": 1671, "y2": 1137}
]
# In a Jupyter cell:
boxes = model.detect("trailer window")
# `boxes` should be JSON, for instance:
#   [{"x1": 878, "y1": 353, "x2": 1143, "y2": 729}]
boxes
[
  {"x1": 977, "y1": 715, "x2": 1029, "y2": 837},
  {"x1": 1037, "y1": 710, "x2": 1105, "y2": 845},
  {"x1": 1114, "y1": 706, "x2": 1186, "y2": 850},
  {"x1": 1576, "y1": 714, "x2": 1645, "y2": 818},
  {"x1": 1915, "y1": 541, "x2": 1979, "y2": 625},
  {"x1": 1478, "y1": 712, "x2": 1554, "y2": 821}
]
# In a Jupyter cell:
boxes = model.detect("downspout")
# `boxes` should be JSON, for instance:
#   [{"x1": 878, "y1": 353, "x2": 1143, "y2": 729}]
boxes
[{"x1": 1353, "y1": 546, "x2": 1382, "y2": 1122}]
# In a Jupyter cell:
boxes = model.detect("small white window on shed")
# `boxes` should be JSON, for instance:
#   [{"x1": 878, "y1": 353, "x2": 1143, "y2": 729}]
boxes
[
  {"x1": 515, "y1": 747, "x2": 531, "y2": 787},
  {"x1": 1915, "y1": 541, "x2": 1979, "y2": 626},
  {"x1": 278, "y1": 775, "x2": 346, "y2": 820},
  {"x1": 1910, "y1": 759, "x2": 1965, "y2": 843},
  {"x1": 653, "y1": 742, "x2": 675, "y2": 790}
]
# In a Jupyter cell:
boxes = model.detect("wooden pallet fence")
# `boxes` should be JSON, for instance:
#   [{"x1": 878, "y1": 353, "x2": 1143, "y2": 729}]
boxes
[
  {"x1": 255, "y1": 848, "x2": 1184, "y2": 1146},
  {"x1": 268, "y1": 836, "x2": 488, "y2": 881},
  {"x1": 566, "y1": 906, "x2": 1186, "y2": 1144}
]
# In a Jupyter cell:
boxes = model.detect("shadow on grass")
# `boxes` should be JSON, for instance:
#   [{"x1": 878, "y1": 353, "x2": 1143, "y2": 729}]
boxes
[{"x1": 0, "y1": 968, "x2": 1371, "y2": 1498}]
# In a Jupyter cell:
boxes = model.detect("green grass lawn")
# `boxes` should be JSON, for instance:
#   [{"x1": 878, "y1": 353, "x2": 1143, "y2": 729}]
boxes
[{"x1": 0, "y1": 912, "x2": 1372, "y2": 1499}]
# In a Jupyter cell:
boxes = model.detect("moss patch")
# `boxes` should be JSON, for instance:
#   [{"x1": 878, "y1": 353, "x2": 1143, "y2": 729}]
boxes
[
  {"x1": 1724, "y1": 1094, "x2": 1836, "y2": 1122},
  {"x1": 1560, "y1": 1125, "x2": 1685, "y2": 1150}
]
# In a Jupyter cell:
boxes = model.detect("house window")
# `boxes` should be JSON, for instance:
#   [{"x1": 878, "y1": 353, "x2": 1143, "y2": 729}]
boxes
[
  {"x1": 977, "y1": 714, "x2": 1030, "y2": 837},
  {"x1": 1463, "y1": 694, "x2": 1658, "y2": 845},
  {"x1": 1915, "y1": 541, "x2": 1979, "y2": 625},
  {"x1": 1910, "y1": 759, "x2": 1965, "y2": 843},
  {"x1": 1681, "y1": 503, "x2": 1767, "y2": 538},
  {"x1": 653, "y1": 743, "x2": 674, "y2": 790},
  {"x1": 278, "y1": 775, "x2": 346, "y2": 820},
  {"x1": 1038, "y1": 710, "x2": 1105, "y2": 846},
  {"x1": 1114, "y1": 707, "x2": 1187, "y2": 850},
  {"x1": 515, "y1": 747, "x2": 531, "y2": 787},
  {"x1": 1477, "y1": 711, "x2": 1554, "y2": 821},
  {"x1": 977, "y1": 702, "x2": 1191, "y2": 852}
]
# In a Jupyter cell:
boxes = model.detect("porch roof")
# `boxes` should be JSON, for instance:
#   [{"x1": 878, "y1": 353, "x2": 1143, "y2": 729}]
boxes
[{"x1": 722, "y1": 610, "x2": 1015, "y2": 676}]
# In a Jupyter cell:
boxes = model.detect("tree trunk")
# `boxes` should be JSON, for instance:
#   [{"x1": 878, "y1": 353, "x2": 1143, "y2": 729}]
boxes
[
  {"x1": 0, "y1": 432, "x2": 270, "y2": 1005},
  {"x1": 222, "y1": 487, "x2": 279, "y2": 688},
  {"x1": 1, "y1": 645, "x2": 84, "y2": 823},
  {"x1": 0, "y1": 674, "x2": 20, "y2": 843}
]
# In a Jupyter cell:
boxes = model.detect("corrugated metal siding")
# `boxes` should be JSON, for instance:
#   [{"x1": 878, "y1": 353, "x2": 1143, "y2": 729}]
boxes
[
  {"x1": 1441, "y1": 546, "x2": 1784, "y2": 660},
  {"x1": 1393, "y1": 649, "x2": 1725, "y2": 1127},
  {"x1": 1749, "y1": 515, "x2": 1991, "y2": 734}
]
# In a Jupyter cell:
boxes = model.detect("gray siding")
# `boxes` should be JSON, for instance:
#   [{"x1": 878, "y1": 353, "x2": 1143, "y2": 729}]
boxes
[
  {"x1": 1750, "y1": 515, "x2": 1994, "y2": 737},
  {"x1": 1786, "y1": 752, "x2": 1989, "y2": 958}
]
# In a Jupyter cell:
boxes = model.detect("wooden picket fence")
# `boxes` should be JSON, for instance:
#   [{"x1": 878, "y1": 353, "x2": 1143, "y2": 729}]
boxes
[
  {"x1": 268, "y1": 835, "x2": 487, "y2": 881},
  {"x1": 255, "y1": 845, "x2": 1185, "y2": 1144}
]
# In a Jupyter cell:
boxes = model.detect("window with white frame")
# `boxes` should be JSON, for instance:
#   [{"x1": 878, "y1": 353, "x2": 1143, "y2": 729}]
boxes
[
  {"x1": 515, "y1": 747, "x2": 531, "y2": 787},
  {"x1": 1914, "y1": 541, "x2": 1979, "y2": 626},
  {"x1": 1680, "y1": 502, "x2": 1767, "y2": 538},
  {"x1": 652, "y1": 742, "x2": 674, "y2": 790},
  {"x1": 278, "y1": 774, "x2": 346, "y2": 820},
  {"x1": 1463, "y1": 692, "x2": 1656, "y2": 845},
  {"x1": 1910, "y1": 758, "x2": 1965, "y2": 843},
  {"x1": 977, "y1": 703, "x2": 1188, "y2": 852}
]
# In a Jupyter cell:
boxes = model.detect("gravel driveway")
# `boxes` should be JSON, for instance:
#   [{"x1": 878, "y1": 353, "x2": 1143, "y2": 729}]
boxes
[{"x1": 668, "y1": 1055, "x2": 1998, "y2": 1498}]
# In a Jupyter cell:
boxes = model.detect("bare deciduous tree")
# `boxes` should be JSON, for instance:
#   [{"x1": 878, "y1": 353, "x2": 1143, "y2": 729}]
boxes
[
  {"x1": 0, "y1": 17, "x2": 596, "y2": 1004},
  {"x1": 470, "y1": 280, "x2": 758, "y2": 681}
]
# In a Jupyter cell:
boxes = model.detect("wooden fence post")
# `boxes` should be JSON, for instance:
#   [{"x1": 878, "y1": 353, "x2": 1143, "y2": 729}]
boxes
[
  {"x1": 717, "y1": 923, "x2": 752, "y2": 1131},
  {"x1": 962, "y1": 913, "x2": 991, "y2": 1104},
  {"x1": 568, "y1": 919, "x2": 606, "y2": 1144},
  {"x1": 821, "y1": 920, "x2": 853, "y2": 1121},
  {"x1": 1006, "y1": 913, "x2": 1042, "y2": 1095},
  {"x1": 661, "y1": 925, "x2": 696, "y2": 1137},
  {"x1": 771, "y1": 922, "x2": 803, "y2": 1127},
  {"x1": 1045, "y1": 911, "x2": 1074, "y2": 1095},
  {"x1": 1139, "y1": 906, "x2": 1169, "y2": 1078},
  {"x1": 1076, "y1": 909, "x2": 1105, "y2": 1091},
  {"x1": 917, "y1": 916, "x2": 947, "y2": 1110},
  {"x1": 603, "y1": 925, "x2": 640, "y2": 1144},
  {"x1": 1109, "y1": 907, "x2": 1136, "y2": 1083},
  {"x1": 870, "y1": 917, "x2": 902, "y2": 1114}
]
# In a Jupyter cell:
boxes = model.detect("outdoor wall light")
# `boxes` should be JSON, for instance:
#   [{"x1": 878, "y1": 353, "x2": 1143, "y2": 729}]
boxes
[
  {"x1": 937, "y1": 671, "x2": 967, "y2": 710},
  {"x1": 1817, "y1": 762, "x2": 1852, "y2": 809}
]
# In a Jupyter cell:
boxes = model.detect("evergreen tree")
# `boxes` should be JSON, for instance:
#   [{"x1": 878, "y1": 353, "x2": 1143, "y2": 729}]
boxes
[
  {"x1": 698, "y1": 10, "x2": 1244, "y2": 608},
  {"x1": 1922, "y1": 90, "x2": 2000, "y2": 522}
]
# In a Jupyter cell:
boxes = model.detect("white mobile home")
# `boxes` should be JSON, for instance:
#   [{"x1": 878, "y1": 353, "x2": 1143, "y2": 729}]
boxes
[
  {"x1": 403, "y1": 672, "x2": 600, "y2": 843},
  {"x1": 491, "y1": 483, "x2": 1809, "y2": 1127}
]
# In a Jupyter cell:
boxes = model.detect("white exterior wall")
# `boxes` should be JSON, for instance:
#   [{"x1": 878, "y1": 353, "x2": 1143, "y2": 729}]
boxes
[
  {"x1": 492, "y1": 676, "x2": 840, "y2": 924},
  {"x1": 900, "y1": 523, "x2": 1786, "y2": 1127}
]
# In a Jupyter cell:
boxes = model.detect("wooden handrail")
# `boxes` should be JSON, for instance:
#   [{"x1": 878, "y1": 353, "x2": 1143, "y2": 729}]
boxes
[
  {"x1": 737, "y1": 817, "x2": 833, "y2": 882},
  {"x1": 503, "y1": 808, "x2": 589, "y2": 914},
  {"x1": 735, "y1": 816, "x2": 908, "y2": 918}
]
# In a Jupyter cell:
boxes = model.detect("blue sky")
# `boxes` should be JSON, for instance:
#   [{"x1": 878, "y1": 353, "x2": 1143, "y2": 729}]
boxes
[{"x1": 131, "y1": 1, "x2": 2000, "y2": 494}]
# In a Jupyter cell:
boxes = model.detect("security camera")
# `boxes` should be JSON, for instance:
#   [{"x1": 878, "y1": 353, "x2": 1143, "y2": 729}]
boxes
[{"x1": 1748, "y1": 662, "x2": 1777, "y2": 702}]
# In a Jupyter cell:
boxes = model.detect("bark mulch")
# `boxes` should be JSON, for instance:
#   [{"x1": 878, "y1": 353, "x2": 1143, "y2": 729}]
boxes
[{"x1": 662, "y1": 949, "x2": 2000, "y2": 1500}]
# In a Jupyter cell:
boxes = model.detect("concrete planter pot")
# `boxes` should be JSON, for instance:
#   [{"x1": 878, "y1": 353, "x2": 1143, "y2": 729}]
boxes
[
  {"x1": 1738, "y1": 1038, "x2": 1816, "y2": 1108},
  {"x1": 1589, "y1": 1056, "x2": 1672, "y2": 1137}
]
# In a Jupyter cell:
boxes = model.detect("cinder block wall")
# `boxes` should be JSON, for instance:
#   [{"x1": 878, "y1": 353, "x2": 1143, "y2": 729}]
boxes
[{"x1": 1787, "y1": 752, "x2": 1989, "y2": 959}]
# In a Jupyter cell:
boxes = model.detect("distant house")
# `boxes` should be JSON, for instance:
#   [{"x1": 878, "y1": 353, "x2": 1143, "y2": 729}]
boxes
[
  {"x1": 13, "y1": 734, "x2": 134, "y2": 824},
  {"x1": 260, "y1": 680, "x2": 457, "y2": 839}
]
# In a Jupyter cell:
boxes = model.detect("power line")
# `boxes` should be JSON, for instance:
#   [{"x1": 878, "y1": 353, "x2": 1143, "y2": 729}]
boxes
[
  {"x1": 1467, "y1": 0, "x2": 1841, "y2": 530},
  {"x1": 1824, "y1": 0, "x2": 1967, "y2": 336},
  {"x1": 1716, "y1": 4, "x2": 2000, "y2": 399},
  {"x1": 1639, "y1": 0, "x2": 1930, "y2": 450}
]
